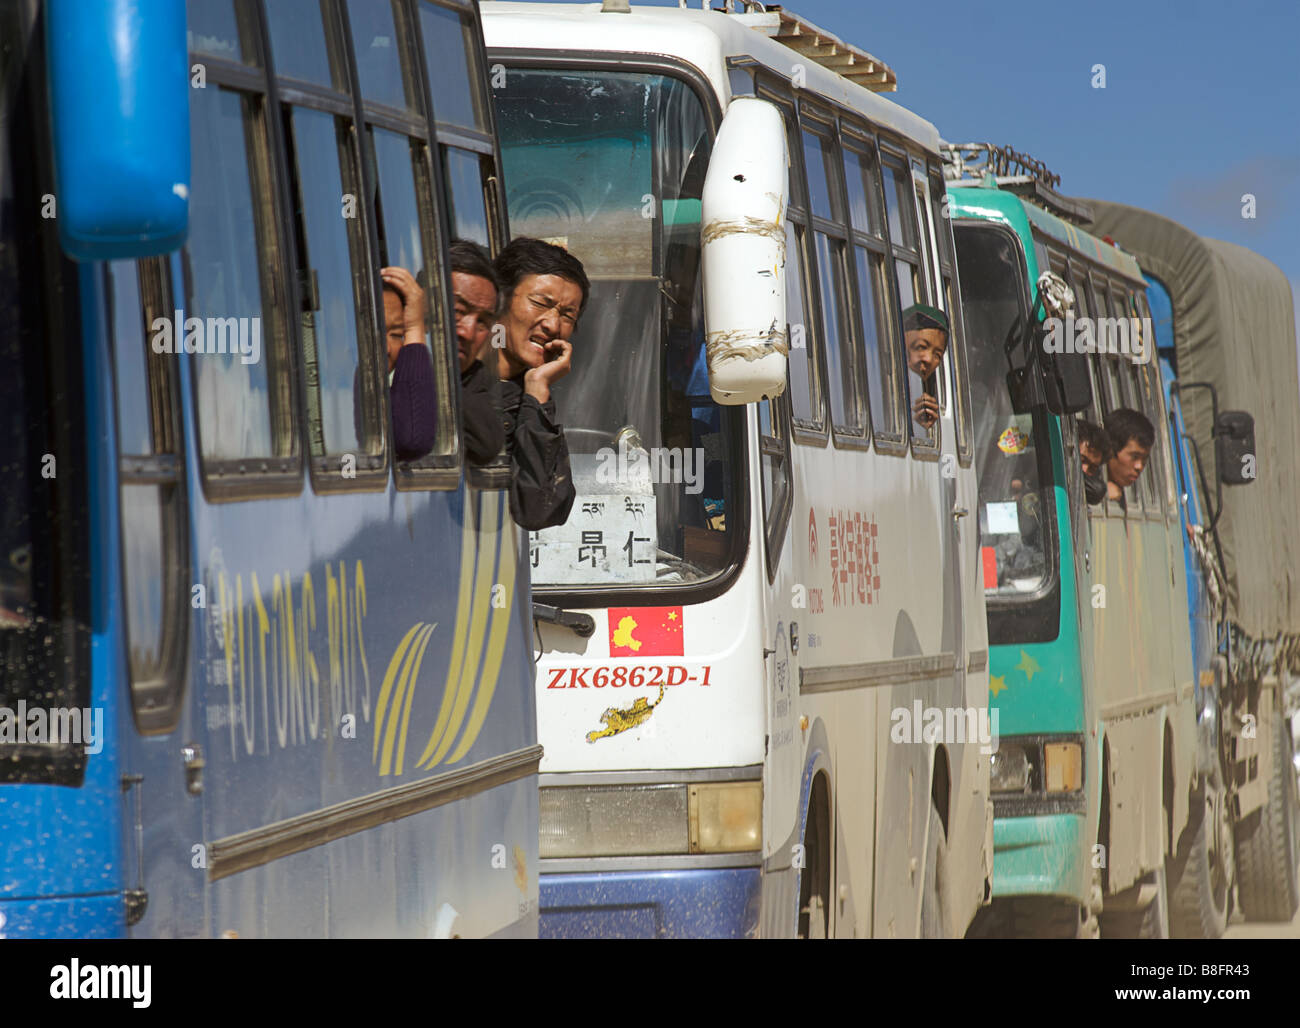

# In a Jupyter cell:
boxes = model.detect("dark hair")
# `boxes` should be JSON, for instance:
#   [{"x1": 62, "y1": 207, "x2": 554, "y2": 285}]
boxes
[
  {"x1": 448, "y1": 238, "x2": 500, "y2": 298},
  {"x1": 1105, "y1": 407, "x2": 1155, "y2": 453},
  {"x1": 1077, "y1": 420, "x2": 1114, "y2": 461},
  {"x1": 494, "y1": 236, "x2": 590, "y2": 315}
]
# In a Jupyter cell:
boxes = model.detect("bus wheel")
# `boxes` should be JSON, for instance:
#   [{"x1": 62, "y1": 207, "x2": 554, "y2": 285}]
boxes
[
  {"x1": 920, "y1": 806, "x2": 948, "y2": 938},
  {"x1": 1100, "y1": 862, "x2": 1170, "y2": 939},
  {"x1": 1235, "y1": 716, "x2": 1300, "y2": 921},
  {"x1": 796, "y1": 789, "x2": 830, "y2": 939},
  {"x1": 1169, "y1": 776, "x2": 1232, "y2": 938}
]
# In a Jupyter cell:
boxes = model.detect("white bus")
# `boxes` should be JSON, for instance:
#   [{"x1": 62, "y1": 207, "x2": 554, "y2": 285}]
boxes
[{"x1": 486, "y1": 0, "x2": 992, "y2": 937}]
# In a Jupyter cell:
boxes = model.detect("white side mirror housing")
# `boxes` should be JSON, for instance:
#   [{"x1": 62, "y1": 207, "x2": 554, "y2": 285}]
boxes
[{"x1": 700, "y1": 97, "x2": 789, "y2": 405}]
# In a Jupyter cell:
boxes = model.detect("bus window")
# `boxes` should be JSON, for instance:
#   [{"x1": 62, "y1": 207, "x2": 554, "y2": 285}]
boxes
[
  {"x1": 346, "y1": 0, "x2": 416, "y2": 111},
  {"x1": 187, "y1": 0, "x2": 245, "y2": 62},
  {"x1": 802, "y1": 121, "x2": 863, "y2": 438},
  {"x1": 418, "y1": 0, "x2": 490, "y2": 131},
  {"x1": 365, "y1": 125, "x2": 457, "y2": 467},
  {"x1": 879, "y1": 151, "x2": 933, "y2": 450},
  {"x1": 1057, "y1": 251, "x2": 1105, "y2": 430},
  {"x1": 761, "y1": 100, "x2": 823, "y2": 434},
  {"x1": 758, "y1": 396, "x2": 792, "y2": 579},
  {"x1": 786, "y1": 221, "x2": 820, "y2": 427},
  {"x1": 187, "y1": 86, "x2": 293, "y2": 468},
  {"x1": 931, "y1": 170, "x2": 972, "y2": 466},
  {"x1": 283, "y1": 105, "x2": 383, "y2": 465},
  {"x1": 842, "y1": 140, "x2": 904, "y2": 445},
  {"x1": 442, "y1": 147, "x2": 491, "y2": 248},
  {"x1": 955, "y1": 224, "x2": 1055, "y2": 604},
  {"x1": 496, "y1": 67, "x2": 738, "y2": 588},
  {"x1": 265, "y1": 0, "x2": 341, "y2": 88},
  {"x1": 108, "y1": 260, "x2": 189, "y2": 732}
]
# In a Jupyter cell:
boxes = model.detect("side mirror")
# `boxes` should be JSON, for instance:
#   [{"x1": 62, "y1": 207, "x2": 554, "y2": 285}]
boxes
[
  {"x1": 700, "y1": 98, "x2": 788, "y2": 405},
  {"x1": 1034, "y1": 272, "x2": 1093, "y2": 415},
  {"x1": 48, "y1": 0, "x2": 190, "y2": 259},
  {"x1": 1216, "y1": 410, "x2": 1256, "y2": 485}
]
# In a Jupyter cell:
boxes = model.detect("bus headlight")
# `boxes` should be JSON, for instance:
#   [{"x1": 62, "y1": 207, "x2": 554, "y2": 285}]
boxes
[
  {"x1": 539, "y1": 785, "x2": 688, "y2": 858},
  {"x1": 688, "y1": 782, "x2": 763, "y2": 853},
  {"x1": 990, "y1": 744, "x2": 1032, "y2": 793},
  {"x1": 1044, "y1": 742, "x2": 1082, "y2": 792}
]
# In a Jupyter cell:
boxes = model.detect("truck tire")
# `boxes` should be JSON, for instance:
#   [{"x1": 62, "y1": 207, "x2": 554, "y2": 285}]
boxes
[
  {"x1": 1234, "y1": 716, "x2": 1300, "y2": 921},
  {"x1": 1169, "y1": 778, "x2": 1231, "y2": 938}
]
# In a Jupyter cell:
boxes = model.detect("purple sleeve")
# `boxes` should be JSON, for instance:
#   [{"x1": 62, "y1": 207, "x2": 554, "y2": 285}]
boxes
[{"x1": 390, "y1": 343, "x2": 437, "y2": 461}]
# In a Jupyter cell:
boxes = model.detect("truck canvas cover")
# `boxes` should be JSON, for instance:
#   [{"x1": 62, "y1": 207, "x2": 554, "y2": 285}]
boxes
[{"x1": 1085, "y1": 199, "x2": 1300, "y2": 642}]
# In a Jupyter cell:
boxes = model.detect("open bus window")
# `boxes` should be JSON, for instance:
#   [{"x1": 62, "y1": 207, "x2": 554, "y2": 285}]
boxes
[
  {"x1": 954, "y1": 224, "x2": 1055, "y2": 599},
  {"x1": 496, "y1": 68, "x2": 736, "y2": 588}
]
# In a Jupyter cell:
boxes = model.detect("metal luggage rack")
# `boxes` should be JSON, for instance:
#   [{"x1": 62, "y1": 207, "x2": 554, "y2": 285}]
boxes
[
  {"x1": 671, "y1": 1, "x2": 898, "y2": 92},
  {"x1": 941, "y1": 142, "x2": 1093, "y2": 225}
]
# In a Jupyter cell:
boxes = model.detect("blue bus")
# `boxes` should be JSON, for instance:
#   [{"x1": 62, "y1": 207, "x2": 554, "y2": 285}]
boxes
[{"x1": 0, "y1": 0, "x2": 539, "y2": 938}]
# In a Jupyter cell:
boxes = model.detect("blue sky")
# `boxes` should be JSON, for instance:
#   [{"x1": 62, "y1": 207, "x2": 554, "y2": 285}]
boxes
[{"x1": 508, "y1": 0, "x2": 1300, "y2": 334}]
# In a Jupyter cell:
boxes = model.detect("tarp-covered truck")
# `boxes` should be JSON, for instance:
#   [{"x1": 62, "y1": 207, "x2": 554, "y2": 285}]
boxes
[{"x1": 1088, "y1": 199, "x2": 1300, "y2": 929}]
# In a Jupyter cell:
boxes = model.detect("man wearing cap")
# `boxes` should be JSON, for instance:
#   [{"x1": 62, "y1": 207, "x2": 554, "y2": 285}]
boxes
[{"x1": 903, "y1": 303, "x2": 949, "y2": 430}]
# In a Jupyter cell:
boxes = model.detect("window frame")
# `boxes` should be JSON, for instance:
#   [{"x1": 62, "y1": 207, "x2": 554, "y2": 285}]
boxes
[
  {"x1": 187, "y1": 7, "x2": 305, "y2": 502},
  {"x1": 840, "y1": 123, "x2": 907, "y2": 455},
  {"x1": 878, "y1": 139, "x2": 939, "y2": 462},
  {"x1": 106, "y1": 258, "x2": 192, "y2": 734},
  {"x1": 799, "y1": 103, "x2": 868, "y2": 448},
  {"x1": 754, "y1": 81, "x2": 826, "y2": 443},
  {"x1": 930, "y1": 166, "x2": 973, "y2": 467}
]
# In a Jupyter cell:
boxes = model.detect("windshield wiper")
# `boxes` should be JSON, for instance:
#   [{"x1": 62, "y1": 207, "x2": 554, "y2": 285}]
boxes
[{"x1": 532, "y1": 602, "x2": 596, "y2": 638}]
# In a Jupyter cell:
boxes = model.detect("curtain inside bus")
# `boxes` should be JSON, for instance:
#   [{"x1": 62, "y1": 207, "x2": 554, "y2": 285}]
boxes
[{"x1": 495, "y1": 68, "x2": 738, "y2": 590}]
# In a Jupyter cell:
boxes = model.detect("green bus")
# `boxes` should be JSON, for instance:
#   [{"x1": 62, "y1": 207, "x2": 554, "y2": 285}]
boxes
[{"x1": 946, "y1": 146, "x2": 1198, "y2": 937}]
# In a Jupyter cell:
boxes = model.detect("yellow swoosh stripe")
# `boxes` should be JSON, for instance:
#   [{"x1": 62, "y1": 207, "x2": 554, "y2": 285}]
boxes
[
  {"x1": 380, "y1": 623, "x2": 432, "y2": 775},
  {"x1": 372, "y1": 622, "x2": 423, "y2": 764},
  {"x1": 394, "y1": 622, "x2": 436, "y2": 775},
  {"x1": 415, "y1": 493, "x2": 479, "y2": 769},
  {"x1": 423, "y1": 491, "x2": 500, "y2": 769},
  {"x1": 446, "y1": 505, "x2": 516, "y2": 764}
]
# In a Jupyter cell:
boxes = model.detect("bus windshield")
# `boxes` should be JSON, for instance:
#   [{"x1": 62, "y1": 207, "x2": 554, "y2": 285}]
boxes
[
  {"x1": 956, "y1": 223, "x2": 1055, "y2": 600},
  {"x1": 496, "y1": 68, "x2": 736, "y2": 590}
]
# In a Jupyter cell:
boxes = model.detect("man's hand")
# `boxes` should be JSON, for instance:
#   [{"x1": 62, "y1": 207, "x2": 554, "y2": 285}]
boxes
[
  {"x1": 912, "y1": 393, "x2": 939, "y2": 429},
  {"x1": 381, "y1": 266, "x2": 428, "y2": 346},
  {"x1": 523, "y1": 339, "x2": 572, "y2": 404}
]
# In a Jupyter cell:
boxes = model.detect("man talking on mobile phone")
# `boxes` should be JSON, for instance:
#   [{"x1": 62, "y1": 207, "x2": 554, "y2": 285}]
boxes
[{"x1": 493, "y1": 237, "x2": 588, "y2": 531}]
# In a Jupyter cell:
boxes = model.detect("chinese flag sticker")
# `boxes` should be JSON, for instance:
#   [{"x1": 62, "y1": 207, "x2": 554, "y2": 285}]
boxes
[{"x1": 608, "y1": 606, "x2": 685, "y2": 657}]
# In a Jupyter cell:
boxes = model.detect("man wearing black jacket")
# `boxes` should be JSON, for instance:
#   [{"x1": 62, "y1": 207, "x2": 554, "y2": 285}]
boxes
[
  {"x1": 493, "y1": 238, "x2": 587, "y2": 531},
  {"x1": 448, "y1": 240, "x2": 505, "y2": 466}
]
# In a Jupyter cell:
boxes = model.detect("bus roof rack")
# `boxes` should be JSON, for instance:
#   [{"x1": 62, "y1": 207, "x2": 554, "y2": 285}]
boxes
[
  {"x1": 702, "y1": 2, "x2": 898, "y2": 92},
  {"x1": 941, "y1": 142, "x2": 1094, "y2": 226}
]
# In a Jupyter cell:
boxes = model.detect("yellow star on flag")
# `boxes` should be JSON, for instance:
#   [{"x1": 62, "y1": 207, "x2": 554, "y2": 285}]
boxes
[
  {"x1": 1016, "y1": 650, "x2": 1041, "y2": 683},
  {"x1": 989, "y1": 674, "x2": 1008, "y2": 697},
  {"x1": 667, "y1": 611, "x2": 677, "y2": 620}
]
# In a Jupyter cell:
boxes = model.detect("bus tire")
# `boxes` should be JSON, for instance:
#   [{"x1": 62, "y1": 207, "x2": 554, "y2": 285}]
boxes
[
  {"x1": 1168, "y1": 776, "x2": 1231, "y2": 938},
  {"x1": 920, "y1": 805, "x2": 948, "y2": 938},
  {"x1": 1100, "y1": 861, "x2": 1170, "y2": 939},
  {"x1": 1234, "y1": 715, "x2": 1300, "y2": 921},
  {"x1": 796, "y1": 782, "x2": 830, "y2": 939}
]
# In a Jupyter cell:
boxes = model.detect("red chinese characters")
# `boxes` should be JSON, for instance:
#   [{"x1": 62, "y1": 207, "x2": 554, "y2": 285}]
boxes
[{"x1": 827, "y1": 511, "x2": 880, "y2": 608}]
